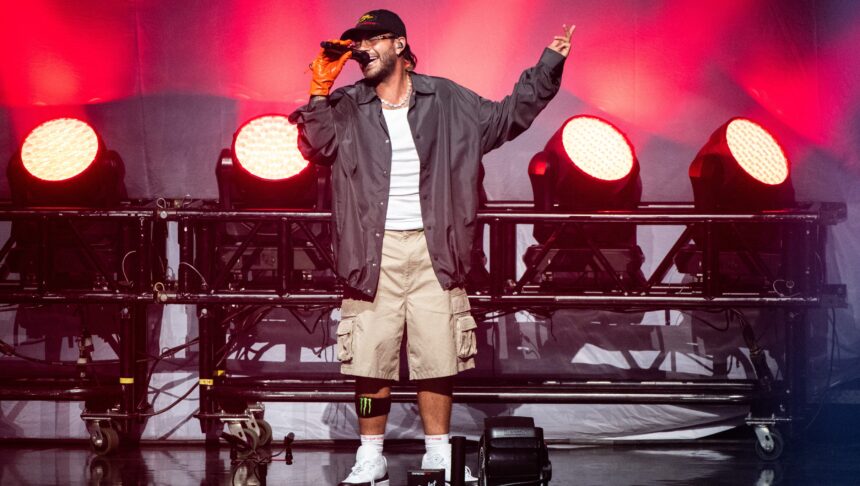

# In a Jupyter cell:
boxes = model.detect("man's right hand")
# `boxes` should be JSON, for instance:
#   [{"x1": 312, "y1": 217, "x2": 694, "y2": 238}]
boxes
[{"x1": 309, "y1": 39, "x2": 353, "y2": 97}]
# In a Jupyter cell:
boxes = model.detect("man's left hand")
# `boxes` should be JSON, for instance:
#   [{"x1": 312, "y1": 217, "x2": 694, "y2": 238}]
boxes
[{"x1": 548, "y1": 24, "x2": 575, "y2": 57}]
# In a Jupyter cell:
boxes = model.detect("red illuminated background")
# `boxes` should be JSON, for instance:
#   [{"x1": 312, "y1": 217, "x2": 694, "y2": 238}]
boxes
[
  {"x1": 1, "y1": 0, "x2": 860, "y2": 441},
  {"x1": 1, "y1": 0, "x2": 858, "y2": 201}
]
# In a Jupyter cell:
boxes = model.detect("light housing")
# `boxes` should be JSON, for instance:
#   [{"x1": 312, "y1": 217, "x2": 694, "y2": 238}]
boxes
[
  {"x1": 7, "y1": 118, "x2": 126, "y2": 207},
  {"x1": 689, "y1": 117, "x2": 794, "y2": 211},
  {"x1": 525, "y1": 115, "x2": 645, "y2": 292},
  {"x1": 209, "y1": 114, "x2": 334, "y2": 293},
  {"x1": 217, "y1": 114, "x2": 323, "y2": 210},
  {"x1": 5, "y1": 118, "x2": 136, "y2": 290},
  {"x1": 677, "y1": 118, "x2": 798, "y2": 290},
  {"x1": 529, "y1": 115, "x2": 642, "y2": 247}
]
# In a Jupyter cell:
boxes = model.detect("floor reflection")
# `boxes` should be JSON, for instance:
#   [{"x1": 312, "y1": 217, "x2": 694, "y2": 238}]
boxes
[{"x1": 0, "y1": 439, "x2": 857, "y2": 485}]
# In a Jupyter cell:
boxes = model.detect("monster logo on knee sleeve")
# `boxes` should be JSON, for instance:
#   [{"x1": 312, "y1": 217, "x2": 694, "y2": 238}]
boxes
[{"x1": 355, "y1": 395, "x2": 391, "y2": 418}]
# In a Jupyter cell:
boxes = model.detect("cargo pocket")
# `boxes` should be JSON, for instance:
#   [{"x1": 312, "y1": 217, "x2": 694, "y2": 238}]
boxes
[
  {"x1": 455, "y1": 314, "x2": 478, "y2": 359},
  {"x1": 336, "y1": 317, "x2": 356, "y2": 363},
  {"x1": 450, "y1": 287, "x2": 477, "y2": 360}
]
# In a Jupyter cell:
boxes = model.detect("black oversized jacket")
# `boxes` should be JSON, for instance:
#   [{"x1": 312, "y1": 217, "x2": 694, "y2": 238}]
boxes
[{"x1": 289, "y1": 48, "x2": 565, "y2": 298}]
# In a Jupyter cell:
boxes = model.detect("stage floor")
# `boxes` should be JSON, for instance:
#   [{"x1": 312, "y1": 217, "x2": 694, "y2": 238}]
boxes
[{"x1": 1, "y1": 436, "x2": 859, "y2": 485}]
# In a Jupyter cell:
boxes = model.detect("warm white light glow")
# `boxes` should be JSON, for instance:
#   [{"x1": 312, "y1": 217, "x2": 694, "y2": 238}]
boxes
[
  {"x1": 21, "y1": 118, "x2": 99, "y2": 181},
  {"x1": 726, "y1": 119, "x2": 789, "y2": 185},
  {"x1": 561, "y1": 117, "x2": 634, "y2": 181},
  {"x1": 233, "y1": 115, "x2": 309, "y2": 180}
]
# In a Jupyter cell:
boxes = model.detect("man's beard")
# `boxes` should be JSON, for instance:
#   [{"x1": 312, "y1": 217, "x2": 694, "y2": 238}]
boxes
[{"x1": 362, "y1": 49, "x2": 397, "y2": 85}]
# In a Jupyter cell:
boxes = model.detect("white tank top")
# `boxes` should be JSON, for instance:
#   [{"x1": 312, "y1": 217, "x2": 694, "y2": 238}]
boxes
[{"x1": 382, "y1": 107, "x2": 423, "y2": 230}]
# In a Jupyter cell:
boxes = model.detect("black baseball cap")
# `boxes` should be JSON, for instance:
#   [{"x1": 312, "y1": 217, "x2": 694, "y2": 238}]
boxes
[{"x1": 340, "y1": 9, "x2": 406, "y2": 40}]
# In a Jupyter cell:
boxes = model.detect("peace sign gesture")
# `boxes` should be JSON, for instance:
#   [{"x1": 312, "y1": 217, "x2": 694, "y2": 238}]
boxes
[{"x1": 548, "y1": 24, "x2": 575, "y2": 58}]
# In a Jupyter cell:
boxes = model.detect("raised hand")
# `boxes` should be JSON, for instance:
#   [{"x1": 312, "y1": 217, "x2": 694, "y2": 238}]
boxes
[
  {"x1": 548, "y1": 24, "x2": 575, "y2": 58},
  {"x1": 309, "y1": 39, "x2": 353, "y2": 96}
]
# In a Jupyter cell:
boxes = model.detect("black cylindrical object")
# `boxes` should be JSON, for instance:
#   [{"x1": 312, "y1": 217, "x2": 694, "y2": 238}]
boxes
[{"x1": 451, "y1": 435, "x2": 466, "y2": 486}]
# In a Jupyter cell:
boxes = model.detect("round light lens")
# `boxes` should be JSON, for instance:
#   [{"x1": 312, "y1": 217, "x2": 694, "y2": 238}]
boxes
[
  {"x1": 233, "y1": 115, "x2": 309, "y2": 180},
  {"x1": 21, "y1": 118, "x2": 99, "y2": 181},
  {"x1": 561, "y1": 116, "x2": 634, "y2": 181},
  {"x1": 726, "y1": 118, "x2": 789, "y2": 185}
]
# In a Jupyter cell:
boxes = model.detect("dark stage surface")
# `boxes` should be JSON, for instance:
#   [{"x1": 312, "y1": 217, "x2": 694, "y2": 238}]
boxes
[{"x1": 1, "y1": 436, "x2": 858, "y2": 485}]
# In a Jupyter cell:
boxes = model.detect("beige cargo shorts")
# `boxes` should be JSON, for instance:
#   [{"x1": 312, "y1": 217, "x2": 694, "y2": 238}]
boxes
[{"x1": 336, "y1": 230, "x2": 478, "y2": 380}]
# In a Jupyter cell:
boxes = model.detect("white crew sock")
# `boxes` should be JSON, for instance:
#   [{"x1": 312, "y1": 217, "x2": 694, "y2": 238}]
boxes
[
  {"x1": 360, "y1": 434, "x2": 385, "y2": 456},
  {"x1": 424, "y1": 433, "x2": 450, "y2": 455}
]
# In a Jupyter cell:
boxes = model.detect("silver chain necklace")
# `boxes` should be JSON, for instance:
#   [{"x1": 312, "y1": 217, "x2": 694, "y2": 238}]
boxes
[{"x1": 379, "y1": 76, "x2": 412, "y2": 109}]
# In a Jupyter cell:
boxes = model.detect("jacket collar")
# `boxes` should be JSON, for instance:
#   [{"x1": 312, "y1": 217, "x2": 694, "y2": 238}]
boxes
[{"x1": 354, "y1": 72, "x2": 435, "y2": 105}]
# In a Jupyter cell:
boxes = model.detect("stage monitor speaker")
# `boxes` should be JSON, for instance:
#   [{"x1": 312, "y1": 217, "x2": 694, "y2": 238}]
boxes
[{"x1": 478, "y1": 416, "x2": 551, "y2": 486}]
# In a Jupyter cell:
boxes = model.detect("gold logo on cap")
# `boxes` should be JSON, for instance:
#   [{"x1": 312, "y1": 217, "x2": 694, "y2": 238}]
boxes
[{"x1": 358, "y1": 14, "x2": 374, "y2": 23}]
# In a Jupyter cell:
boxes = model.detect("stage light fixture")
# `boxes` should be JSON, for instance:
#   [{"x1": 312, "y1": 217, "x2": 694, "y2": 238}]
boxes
[
  {"x1": 8, "y1": 118, "x2": 127, "y2": 207},
  {"x1": 21, "y1": 118, "x2": 100, "y2": 181},
  {"x1": 530, "y1": 115, "x2": 640, "y2": 215},
  {"x1": 689, "y1": 117, "x2": 794, "y2": 211},
  {"x1": 217, "y1": 114, "x2": 324, "y2": 210},
  {"x1": 677, "y1": 118, "x2": 797, "y2": 291},
  {"x1": 233, "y1": 115, "x2": 309, "y2": 180},
  {"x1": 525, "y1": 115, "x2": 644, "y2": 291},
  {"x1": 209, "y1": 114, "x2": 334, "y2": 293},
  {"x1": 5, "y1": 118, "x2": 136, "y2": 290}
]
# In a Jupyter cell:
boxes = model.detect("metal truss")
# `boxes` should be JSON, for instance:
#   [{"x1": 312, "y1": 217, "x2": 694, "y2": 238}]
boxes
[{"x1": 0, "y1": 200, "x2": 848, "y2": 455}]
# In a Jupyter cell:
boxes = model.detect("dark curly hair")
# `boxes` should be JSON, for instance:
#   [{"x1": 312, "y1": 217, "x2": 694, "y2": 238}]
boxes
[{"x1": 401, "y1": 43, "x2": 418, "y2": 71}]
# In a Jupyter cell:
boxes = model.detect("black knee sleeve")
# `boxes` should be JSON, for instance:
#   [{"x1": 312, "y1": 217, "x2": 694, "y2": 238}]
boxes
[{"x1": 355, "y1": 395, "x2": 391, "y2": 418}]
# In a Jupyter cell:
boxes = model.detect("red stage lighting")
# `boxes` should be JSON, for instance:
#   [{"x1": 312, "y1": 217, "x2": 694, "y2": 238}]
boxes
[
  {"x1": 677, "y1": 118, "x2": 796, "y2": 287},
  {"x1": 216, "y1": 114, "x2": 324, "y2": 210},
  {"x1": 529, "y1": 115, "x2": 641, "y2": 247},
  {"x1": 689, "y1": 117, "x2": 794, "y2": 211},
  {"x1": 232, "y1": 115, "x2": 309, "y2": 181},
  {"x1": 6, "y1": 118, "x2": 131, "y2": 289},
  {"x1": 8, "y1": 118, "x2": 126, "y2": 207},
  {"x1": 531, "y1": 115, "x2": 641, "y2": 212},
  {"x1": 526, "y1": 115, "x2": 644, "y2": 291},
  {"x1": 560, "y1": 116, "x2": 635, "y2": 182},
  {"x1": 21, "y1": 118, "x2": 100, "y2": 182},
  {"x1": 725, "y1": 118, "x2": 789, "y2": 186}
]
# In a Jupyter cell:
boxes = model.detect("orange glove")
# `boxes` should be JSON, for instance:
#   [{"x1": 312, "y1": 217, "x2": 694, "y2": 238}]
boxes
[{"x1": 310, "y1": 39, "x2": 353, "y2": 96}]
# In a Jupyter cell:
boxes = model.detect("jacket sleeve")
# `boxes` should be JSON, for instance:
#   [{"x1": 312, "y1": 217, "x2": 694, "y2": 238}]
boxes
[
  {"x1": 288, "y1": 93, "x2": 345, "y2": 167},
  {"x1": 477, "y1": 48, "x2": 566, "y2": 155}
]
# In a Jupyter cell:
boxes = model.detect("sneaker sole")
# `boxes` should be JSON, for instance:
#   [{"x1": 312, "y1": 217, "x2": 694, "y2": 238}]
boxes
[{"x1": 338, "y1": 475, "x2": 389, "y2": 486}]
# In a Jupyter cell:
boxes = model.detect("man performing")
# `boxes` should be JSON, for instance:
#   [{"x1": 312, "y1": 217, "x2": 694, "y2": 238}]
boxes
[{"x1": 290, "y1": 9, "x2": 573, "y2": 485}]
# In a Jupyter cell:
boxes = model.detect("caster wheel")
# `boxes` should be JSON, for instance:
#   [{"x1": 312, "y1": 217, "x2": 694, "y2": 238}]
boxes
[
  {"x1": 92, "y1": 426, "x2": 120, "y2": 456},
  {"x1": 257, "y1": 419, "x2": 273, "y2": 447},
  {"x1": 755, "y1": 428, "x2": 784, "y2": 461}
]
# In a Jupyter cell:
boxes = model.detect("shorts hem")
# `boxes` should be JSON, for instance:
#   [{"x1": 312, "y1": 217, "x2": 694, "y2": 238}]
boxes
[
  {"x1": 409, "y1": 369, "x2": 458, "y2": 381},
  {"x1": 341, "y1": 366, "x2": 399, "y2": 381}
]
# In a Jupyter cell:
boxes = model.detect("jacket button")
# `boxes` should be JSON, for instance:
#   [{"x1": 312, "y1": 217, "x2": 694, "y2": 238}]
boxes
[
  {"x1": 375, "y1": 232, "x2": 381, "y2": 237},
  {"x1": 385, "y1": 139, "x2": 390, "y2": 144},
  {"x1": 379, "y1": 201, "x2": 384, "y2": 205}
]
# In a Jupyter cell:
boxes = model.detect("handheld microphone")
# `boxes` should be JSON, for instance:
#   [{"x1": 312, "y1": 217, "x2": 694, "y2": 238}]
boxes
[{"x1": 320, "y1": 41, "x2": 371, "y2": 64}]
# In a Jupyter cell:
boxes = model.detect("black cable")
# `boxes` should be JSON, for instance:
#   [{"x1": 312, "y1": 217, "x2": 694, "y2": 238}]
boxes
[
  {"x1": 215, "y1": 306, "x2": 275, "y2": 368},
  {"x1": 0, "y1": 339, "x2": 120, "y2": 366},
  {"x1": 138, "y1": 339, "x2": 200, "y2": 408},
  {"x1": 684, "y1": 309, "x2": 732, "y2": 332},
  {"x1": 139, "y1": 382, "x2": 199, "y2": 417}
]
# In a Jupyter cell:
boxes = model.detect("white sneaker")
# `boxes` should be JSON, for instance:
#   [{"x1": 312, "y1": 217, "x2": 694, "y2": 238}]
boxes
[
  {"x1": 421, "y1": 444, "x2": 478, "y2": 484},
  {"x1": 339, "y1": 445, "x2": 389, "y2": 486}
]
